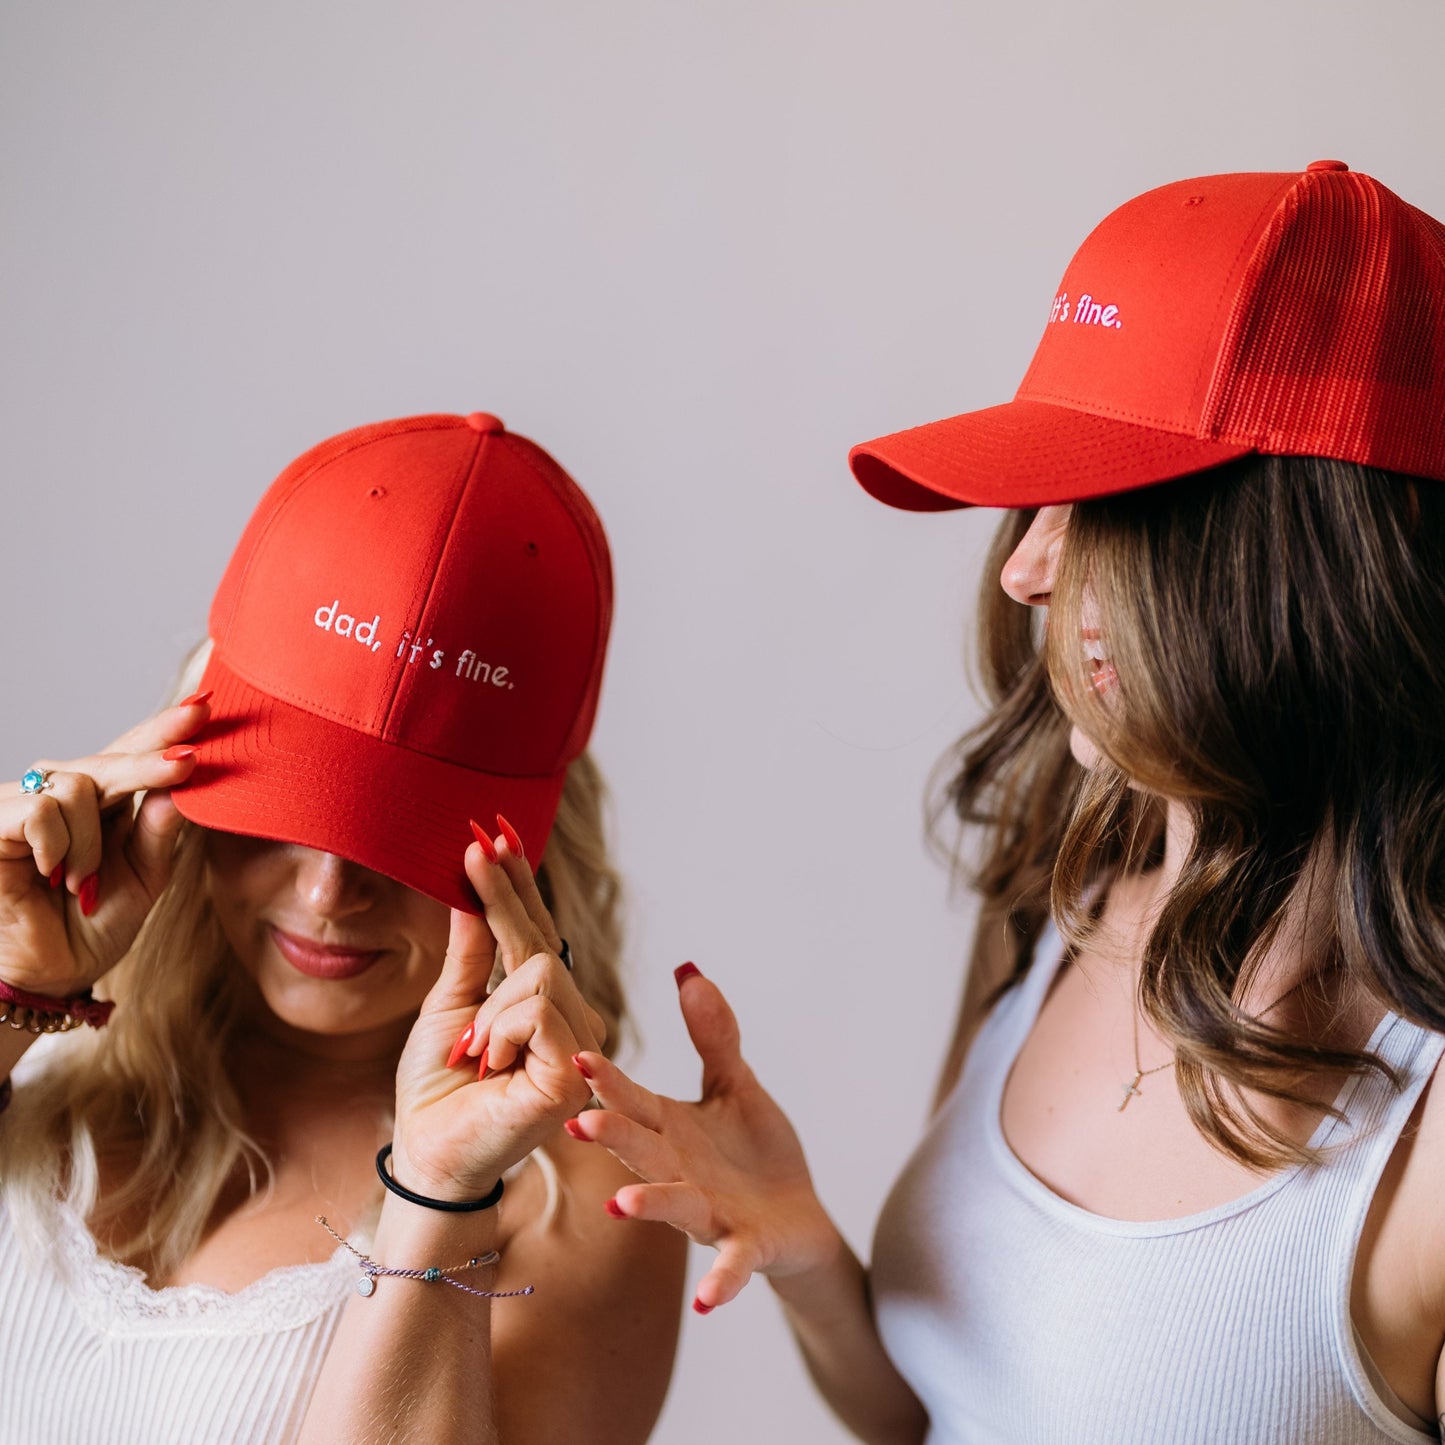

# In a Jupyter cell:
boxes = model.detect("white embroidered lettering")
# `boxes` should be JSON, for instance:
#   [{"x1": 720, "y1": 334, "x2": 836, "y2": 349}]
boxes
[{"x1": 1053, "y1": 289, "x2": 1123, "y2": 329}]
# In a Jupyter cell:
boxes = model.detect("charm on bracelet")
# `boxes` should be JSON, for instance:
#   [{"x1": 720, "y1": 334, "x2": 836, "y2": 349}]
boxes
[{"x1": 314, "y1": 1217, "x2": 534, "y2": 1300}]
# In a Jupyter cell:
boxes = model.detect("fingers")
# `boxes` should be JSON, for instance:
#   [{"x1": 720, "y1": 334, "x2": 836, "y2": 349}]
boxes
[
  {"x1": 124, "y1": 790, "x2": 187, "y2": 902},
  {"x1": 482, "y1": 994, "x2": 590, "y2": 1088},
  {"x1": 40, "y1": 772, "x2": 102, "y2": 887},
  {"x1": 461, "y1": 953, "x2": 601, "y2": 1064},
  {"x1": 427, "y1": 901, "x2": 499, "y2": 1013},
  {"x1": 70, "y1": 746, "x2": 201, "y2": 814},
  {"x1": 568, "y1": 1106, "x2": 677, "y2": 1182},
  {"x1": 604, "y1": 1180, "x2": 761, "y2": 1310},
  {"x1": 675, "y1": 965, "x2": 753, "y2": 1098},
  {"x1": 572, "y1": 1049, "x2": 665, "y2": 1132},
  {"x1": 608, "y1": 1181, "x2": 711, "y2": 1233},
  {"x1": 101, "y1": 692, "x2": 212, "y2": 759},
  {"x1": 490, "y1": 817, "x2": 563, "y2": 954},
  {"x1": 695, "y1": 1241, "x2": 760, "y2": 1311},
  {"x1": 464, "y1": 837, "x2": 549, "y2": 975}
]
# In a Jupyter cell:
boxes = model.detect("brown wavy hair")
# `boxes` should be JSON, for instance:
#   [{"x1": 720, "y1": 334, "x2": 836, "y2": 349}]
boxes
[{"x1": 933, "y1": 455, "x2": 1445, "y2": 1168}]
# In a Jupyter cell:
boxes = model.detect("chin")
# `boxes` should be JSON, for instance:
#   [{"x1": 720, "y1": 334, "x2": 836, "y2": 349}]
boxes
[{"x1": 244, "y1": 963, "x2": 416, "y2": 1041}]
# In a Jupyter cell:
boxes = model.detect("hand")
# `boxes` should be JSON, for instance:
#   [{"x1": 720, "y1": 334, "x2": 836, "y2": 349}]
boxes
[
  {"x1": 569, "y1": 965, "x2": 842, "y2": 1313},
  {"x1": 0, "y1": 699, "x2": 208, "y2": 997},
  {"x1": 390, "y1": 822, "x2": 606, "y2": 1201}
]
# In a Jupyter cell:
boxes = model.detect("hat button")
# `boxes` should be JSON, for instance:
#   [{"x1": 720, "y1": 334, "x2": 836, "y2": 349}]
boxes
[
  {"x1": 1306, "y1": 159, "x2": 1349, "y2": 172},
  {"x1": 465, "y1": 412, "x2": 505, "y2": 434}
]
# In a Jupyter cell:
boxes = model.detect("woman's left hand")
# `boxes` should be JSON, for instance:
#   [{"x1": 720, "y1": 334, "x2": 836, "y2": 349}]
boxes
[{"x1": 389, "y1": 825, "x2": 604, "y2": 1202}]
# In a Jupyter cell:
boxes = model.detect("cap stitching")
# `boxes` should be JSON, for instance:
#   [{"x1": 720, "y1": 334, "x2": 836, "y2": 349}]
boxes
[
  {"x1": 214, "y1": 416, "x2": 465, "y2": 657},
  {"x1": 210, "y1": 648, "x2": 558, "y2": 780},
  {"x1": 378, "y1": 429, "x2": 486, "y2": 740},
  {"x1": 496, "y1": 439, "x2": 612, "y2": 760},
  {"x1": 1195, "y1": 173, "x2": 1319, "y2": 436}
]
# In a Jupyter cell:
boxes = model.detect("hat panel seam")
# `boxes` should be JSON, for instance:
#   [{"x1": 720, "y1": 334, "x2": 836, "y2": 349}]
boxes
[
  {"x1": 212, "y1": 415, "x2": 463, "y2": 697},
  {"x1": 1196, "y1": 170, "x2": 1357, "y2": 437},
  {"x1": 489, "y1": 438, "x2": 612, "y2": 763},
  {"x1": 377, "y1": 430, "x2": 486, "y2": 741}
]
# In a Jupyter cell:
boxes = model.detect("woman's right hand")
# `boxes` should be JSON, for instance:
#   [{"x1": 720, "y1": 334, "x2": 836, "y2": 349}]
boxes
[
  {"x1": 571, "y1": 963, "x2": 844, "y2": 1313},
  {"x1": 0, "y1": 698, "x2": 208, "y2": 997}
]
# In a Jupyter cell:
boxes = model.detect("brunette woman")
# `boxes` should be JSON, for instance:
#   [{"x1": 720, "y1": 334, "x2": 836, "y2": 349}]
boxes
[
  {"x1": 0, "y1": 411, "x2": 685, "y2": 1443},
  {"x1": 574, "y1": 162, "x2": 1445, "y2": 1442}
]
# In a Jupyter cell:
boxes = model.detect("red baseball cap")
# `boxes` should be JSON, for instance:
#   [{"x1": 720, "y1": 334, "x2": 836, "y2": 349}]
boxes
[
  {"x1": 850, "y1": 161, "x2": 1445, "y2": 510},
  {"x1": 173, "y1": 411, "x2": 613, "y2": 912}
]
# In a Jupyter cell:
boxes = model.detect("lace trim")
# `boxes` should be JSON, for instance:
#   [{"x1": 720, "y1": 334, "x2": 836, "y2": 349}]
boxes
[{"x1": 39, "y1": 1195, "x2": 359, "y2": 1339}]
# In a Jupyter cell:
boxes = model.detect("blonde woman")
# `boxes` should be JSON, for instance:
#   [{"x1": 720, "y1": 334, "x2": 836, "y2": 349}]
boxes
[
  {"x1": 576, "y1": 162, "x2": 1445, "y2": 1442},
  {"x1": 0, "y1": 412, "x2": 685, "y2": 1444}
]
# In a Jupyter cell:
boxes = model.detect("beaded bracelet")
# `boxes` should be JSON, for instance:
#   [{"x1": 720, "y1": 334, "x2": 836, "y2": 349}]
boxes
[{"x1": 0, "y1": 978, "x2": 114, "y2": 1033}]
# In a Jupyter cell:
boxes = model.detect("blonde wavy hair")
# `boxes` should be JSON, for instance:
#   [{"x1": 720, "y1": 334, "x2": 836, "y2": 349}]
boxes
[{"x1": 4, "y1": 654, "x2": 627, "y2": 1279}]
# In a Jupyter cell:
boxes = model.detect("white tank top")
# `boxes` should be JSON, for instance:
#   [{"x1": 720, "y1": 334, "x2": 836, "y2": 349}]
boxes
[
  {"x1": 872, "y1": 924, "x2": 1445, "y2": 1445},
  {"x1": 0, "y1": 1186, "x2": 355, "y2": 1443}
]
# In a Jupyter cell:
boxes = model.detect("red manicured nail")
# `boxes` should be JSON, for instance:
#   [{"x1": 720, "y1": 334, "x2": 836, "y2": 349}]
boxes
[
  {"x1": 693, "y1": 1299, "x2": 714, "y2": 1316},
  {"x1": 162, "y1": 745, "x2": 197, "y2": 762},
  {"x1": 178, "y1": 690, "x2": 212, "y2": 708},
  {"x1": 469, "y1": 819, "x2": 498, "y2": 864},
  {"x1": 496, "y1": 814, "x2": 524, "y2": 858},
  {"x1": 572, "y1": 1053, "x2": 593, "y2": 1079},
  {"x1": 674, "y1": 962, "x2": 701, "y2": 989},
  {"x1": 48, "y1": 863, "x2": 64, "y2": 890},
  {"x1": 604, "y1": 1197, "x2": 626, "y2": 1218},
  {"x1": 564, "y1": 1118, "x2": 588, "y2": 1140},
  {"x1": 447, "y1": 1022, "x2": 475, "y2": 1069},
  {"x1": 478, "y1": 1048, "x2": 490, "y2": 1080},
  {"x1": 79, "y1": 874, "x2": 100, "y2": 917}
]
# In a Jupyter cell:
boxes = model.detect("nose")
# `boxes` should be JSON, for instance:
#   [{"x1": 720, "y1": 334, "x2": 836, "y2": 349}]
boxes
[
  {"x1": 293, "y1": 848, "x2": 378, "y2": 920},
  {"x1": 999, "y1": 505, "x2": 1072, "y2": 607}
]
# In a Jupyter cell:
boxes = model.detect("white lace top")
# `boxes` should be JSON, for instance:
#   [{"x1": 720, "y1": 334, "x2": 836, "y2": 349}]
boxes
[{"x1": 0, "y1": 1185, "x2": 358, "y2": 1444}]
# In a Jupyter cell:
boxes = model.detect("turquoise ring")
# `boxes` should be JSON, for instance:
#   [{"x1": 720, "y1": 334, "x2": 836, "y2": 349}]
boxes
[{"x1": 19, "y1": 768, "x2": 53, "y2": 796}]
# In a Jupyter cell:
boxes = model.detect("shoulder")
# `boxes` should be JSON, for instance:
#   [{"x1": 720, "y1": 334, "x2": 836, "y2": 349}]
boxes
[
  {"x1": 1362, "y1": 1031, "x2": 1445, "y2": 1319},
  {"x1": 490, "y1": 1126, "x2": 687, "y2": 1443}
]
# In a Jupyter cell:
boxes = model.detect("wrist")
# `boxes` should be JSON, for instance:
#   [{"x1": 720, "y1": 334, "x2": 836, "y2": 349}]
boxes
[
  {"x1": 0, "y1": 976, "x2": 113, "y2": 1032},
  {"x1": 767, "y1": 1214, "x2": 852, "y2": 1305},
  {"x1": 372, "y1": 1186, "x2": 502, "y2": 1261},
  {"x1": 379, "y1": 1142, "x2": 504, "y2": 1211}
]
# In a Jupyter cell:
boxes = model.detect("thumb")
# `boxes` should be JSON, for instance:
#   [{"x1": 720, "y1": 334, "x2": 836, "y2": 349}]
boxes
[
  {"x1": 675, "y1": 964, "x2": 751, "y2": 1098},
  {"x1": 424, "y1": 905, "x2": 498, "y2": 1014},
  {"x1": 126, "y1": 790, "x2": 187, "y2": 900}
]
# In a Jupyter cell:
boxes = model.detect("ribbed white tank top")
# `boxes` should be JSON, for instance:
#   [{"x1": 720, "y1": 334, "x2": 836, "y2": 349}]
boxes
[
  {"x1": 0, "y1": 1187, "x2": 355, "y2": 1444},
  {"x1": 872, "y1": 924, "x2": 1445, "y2": 1445}
]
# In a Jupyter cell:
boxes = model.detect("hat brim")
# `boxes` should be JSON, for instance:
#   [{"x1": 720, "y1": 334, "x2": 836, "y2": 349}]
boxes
[
  {"x1": 171, "y1": 653, "x2": 566, "y2": 914},
  {"x1": 849, "y1": 398, "x2": 1253, "y2": 510}
]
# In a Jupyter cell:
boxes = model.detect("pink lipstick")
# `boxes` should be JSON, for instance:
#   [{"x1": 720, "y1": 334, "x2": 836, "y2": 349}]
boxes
[{"x1": 269, "y1": 927, "x2": 384, "y2": 980}]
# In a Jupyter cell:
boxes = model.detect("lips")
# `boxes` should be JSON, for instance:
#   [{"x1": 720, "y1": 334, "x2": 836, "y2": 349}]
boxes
[{"x1": 269, "y1": 926, "x2": 385, "y2": 980}]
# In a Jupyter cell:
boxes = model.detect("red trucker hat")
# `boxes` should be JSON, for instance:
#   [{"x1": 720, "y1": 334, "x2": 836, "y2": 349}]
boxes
[
  {"x1": 850, "y1": 160, "x2": 1445, "y2": 510},
  {"x1": 173, "y1": 411, "x2": 613, "y2": 912}
]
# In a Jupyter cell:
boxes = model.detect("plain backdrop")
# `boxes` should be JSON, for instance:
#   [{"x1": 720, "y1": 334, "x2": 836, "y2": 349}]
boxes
[{"x1": 4, "y1": 3, "x2": 1444, "y2": 1441}]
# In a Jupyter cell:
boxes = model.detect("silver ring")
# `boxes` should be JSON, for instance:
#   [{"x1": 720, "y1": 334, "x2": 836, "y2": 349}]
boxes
[
  {"x1": 558, "y1": 938, "x2": 574, "y2": 972},
  {"x1": 19, "y1": 768, "x2": 53, "y2": 796}
]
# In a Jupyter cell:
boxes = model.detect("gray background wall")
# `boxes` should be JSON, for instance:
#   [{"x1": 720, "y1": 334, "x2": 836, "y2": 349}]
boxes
[{"x1": 4, "y1": 3, "x2": 1442, "y2": 1440}]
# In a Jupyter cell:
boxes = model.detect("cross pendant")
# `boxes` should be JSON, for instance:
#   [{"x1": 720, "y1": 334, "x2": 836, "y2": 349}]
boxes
[{"x1": 1118, "y1": 1071, "x2": 1143, "y2": 1112}]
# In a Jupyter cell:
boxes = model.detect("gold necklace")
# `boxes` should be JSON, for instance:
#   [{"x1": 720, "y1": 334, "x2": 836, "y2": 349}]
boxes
[
  {"x1": 1116, "y1": 975, "x2": 1312, "y2": 1113},
  {"x1": 1117, "y1": 1000, "x2": 1174, "y2": 1112}
]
